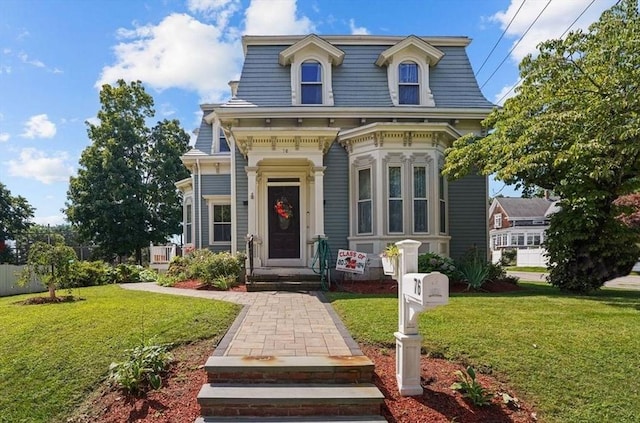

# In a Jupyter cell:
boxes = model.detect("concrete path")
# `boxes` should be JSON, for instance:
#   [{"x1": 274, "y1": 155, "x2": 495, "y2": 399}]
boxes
[
  {"x1": 121, "y1": 283, "x2": 360, "y2": 357},
  {"x1": 508, "y1": 271, "x2": 640, "y2": 291}
]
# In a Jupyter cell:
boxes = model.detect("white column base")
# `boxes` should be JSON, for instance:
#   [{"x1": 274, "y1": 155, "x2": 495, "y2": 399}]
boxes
[{"x1": 395, "y1": 331, "x2": 423, "y2": 396}]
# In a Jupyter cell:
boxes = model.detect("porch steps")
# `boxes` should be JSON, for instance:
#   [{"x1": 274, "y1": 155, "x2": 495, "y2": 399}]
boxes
[
  {"x1": 246, "y1": 273, "x2": 324, "y2": 292},
  {"x1": 196, "y1": 356, "x2": 386, "y2": 422}
]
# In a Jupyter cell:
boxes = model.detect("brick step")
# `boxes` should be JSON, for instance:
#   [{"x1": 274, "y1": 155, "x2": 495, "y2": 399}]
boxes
[
  {"x1": 205, "y1": 356, "x2": 374, "y2": 384},
  {"x1": 196, "y1": 416, "x2": 387, "y2": 422},
  {"x1": 246, "y1": 281, "x2": 324, "y2": 292},
  {"x1": 197, "y1": 383, "x2": 384, "y2": 417}
]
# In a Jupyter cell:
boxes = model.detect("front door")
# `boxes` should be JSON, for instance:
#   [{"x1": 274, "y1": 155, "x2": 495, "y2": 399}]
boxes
[{"x1": 268, "y1": 186, "x2": 300, "y2": 259}]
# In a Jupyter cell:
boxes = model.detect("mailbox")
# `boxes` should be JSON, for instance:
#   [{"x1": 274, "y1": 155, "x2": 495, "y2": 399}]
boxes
[{"x1": 402, "y1": 272, "x2": 449, "y2": 308}]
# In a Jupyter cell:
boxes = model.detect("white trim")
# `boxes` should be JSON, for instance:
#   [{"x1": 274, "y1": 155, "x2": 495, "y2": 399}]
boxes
[{"x1": 204, "y1": 195, "x2": 232, "y2": 247}]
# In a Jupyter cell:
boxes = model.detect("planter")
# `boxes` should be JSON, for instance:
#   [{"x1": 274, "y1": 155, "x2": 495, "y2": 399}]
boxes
[{"x1": 381, "y1": 256, "x2": 396, "y2": 276}]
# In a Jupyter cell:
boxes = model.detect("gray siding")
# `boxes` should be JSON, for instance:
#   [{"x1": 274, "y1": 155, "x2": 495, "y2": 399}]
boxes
[
  {"x1": 448, "y1": 173, "x2": 488, "y2": 260},
  {"x1": 323, "y1": 142, "x2": 350, "y2": 263},
  {"x1": 194, "y1": 106, "x2": 214, "y2": 153},
  {"x1": 236, "y1": 42, "x2": 493, "y2": 109},
  {"x1": 235, "y1": 150, "x2": 249, "y2": 249}
]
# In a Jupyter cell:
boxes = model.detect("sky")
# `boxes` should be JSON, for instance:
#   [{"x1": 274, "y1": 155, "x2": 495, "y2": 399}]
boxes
[{"x1": 0, "y1": 0, "x2": 618, "y2": 226}]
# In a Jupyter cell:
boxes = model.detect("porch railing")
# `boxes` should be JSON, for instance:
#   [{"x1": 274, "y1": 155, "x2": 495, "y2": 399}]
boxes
[
  {"x1": 149, "y1": 244, "x2": 177, "y2": 265},
  {"x1": 247, "y1": 235, "x2": 254, "y2": 276}
]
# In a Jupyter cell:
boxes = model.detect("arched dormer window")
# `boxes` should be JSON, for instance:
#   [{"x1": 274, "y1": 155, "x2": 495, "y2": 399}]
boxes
[
  {"x1": 398, "y1": 61, "x2": 419, "y2": 105},
  {"x1": 301, "y1": 61, "x2": 323, "y2": 104}
]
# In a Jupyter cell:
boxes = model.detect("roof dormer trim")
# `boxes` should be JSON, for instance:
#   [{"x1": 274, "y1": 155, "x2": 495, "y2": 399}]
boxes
[
  {"x1": 278, "y1": 34, "x2": 345, "y2": 66},
  {"x1": 375, "y1": 35, "x2": 445, "y2": 67}
]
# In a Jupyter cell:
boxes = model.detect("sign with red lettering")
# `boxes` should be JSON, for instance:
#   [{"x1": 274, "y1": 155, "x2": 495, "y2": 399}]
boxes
[{"x1": 336, "y1": 249, "x2": 367, "y2": 274}]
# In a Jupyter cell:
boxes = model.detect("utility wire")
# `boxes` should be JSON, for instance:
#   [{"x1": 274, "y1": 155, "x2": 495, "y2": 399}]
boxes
[
  {"x1": 480, "y1": 0, "x2": 553, "y2": 89},
  {"x1": 475, "y1": 0, "x2": 528, "y2": 77},
  {"x1": 495, "y1": 0, "x2": 599, "y2": 105}
]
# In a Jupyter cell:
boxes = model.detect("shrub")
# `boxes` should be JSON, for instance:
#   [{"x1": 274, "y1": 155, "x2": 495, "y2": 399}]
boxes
[
  {"x1": 106, "y1": 264, "x2": 142, "y2": 284},
  {"x1": 212, "y1": 275, "x2": 238, "y2": 290},
  {"x1": 167, "y1": 255, "x2": 189, "y2": 280},
  {"x1": 138, "y1": 268, "x2": 158, "y2": 282},
  {"x1": 68, "y1": 260, "x2": 110, "y2": 287},
  {"x1": 457, "y1": 250, "x2": 492, "y2": 290},
  {"x1": 108, "y1": 341, "x2": 173, "y2": 395},
  {"x1": 418, "y1": 252, "x2": 460, "y2": 281}
]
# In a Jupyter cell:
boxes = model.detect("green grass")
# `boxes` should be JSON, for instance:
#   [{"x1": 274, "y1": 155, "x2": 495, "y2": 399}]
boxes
[
  {"x1": 506, "y1": 266, "x2": 548, "y2": 272},
  {"x1": 328, "y1": 283, "x2": 640, "y2": 423},
  {"x1": 0, "y1": 285, "x2": 240, "y2": 423}
]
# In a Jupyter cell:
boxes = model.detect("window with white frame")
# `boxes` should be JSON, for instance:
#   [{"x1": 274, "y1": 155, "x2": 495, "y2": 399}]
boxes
[
  {"x1": 218, "y1": 128, "x2": 230, "y2": 153},
  {"x1": 398, "y1": 62, "x2": 419, "y2": 105},
  {"x1": 357, "y1": 168, "x2": 372, "y2": 234},
  {"x1": 526, "y1": 233, "x2": 542, "y2": 246},
  {"x1": 439, "y1": 169, "x2": 447, "y2": 233},
  {"x1": 494, "y1": 213, "x2": 502, "y2": 228},
  {"x1": 185, "y1": 201, "x2": 193, "y2": 245},
  {"x1": 388, "y1": 166, "x2": 403, "y2": 233},
  {"x1": 413, "y1": 165, "x2": 428, "y2": 233},
  {"x1": 511, "y1": 233, "x2": 525, "y2": 246},
  {"x1": 212, "y1": 204, "x2": 231, "y2": 243},
  {"x1": 301, "y1": 61, "x2": 323, "y2": 104}
]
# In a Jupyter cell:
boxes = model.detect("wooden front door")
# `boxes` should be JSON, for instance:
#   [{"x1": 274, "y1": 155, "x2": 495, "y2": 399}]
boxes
[{"x1": 268, "y1": 186, "x2": 300, "y2": 259}]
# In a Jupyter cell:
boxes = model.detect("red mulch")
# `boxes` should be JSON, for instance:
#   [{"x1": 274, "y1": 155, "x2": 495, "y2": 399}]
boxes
[
  {"x1": 172, "y1": 279, "x2": 247, "y2": 292},
  {"x1": 68, "y1": 279, "x2": 537, "y2": 423}
]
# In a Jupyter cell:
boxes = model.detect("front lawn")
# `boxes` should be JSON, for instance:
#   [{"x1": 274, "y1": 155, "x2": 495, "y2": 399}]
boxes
[
  {"x1": 0, "y1": 285, "x2": 240, "y2": 423},
  {"x1": 328, "y1": 283, "x2": 640, "y2": 423}
]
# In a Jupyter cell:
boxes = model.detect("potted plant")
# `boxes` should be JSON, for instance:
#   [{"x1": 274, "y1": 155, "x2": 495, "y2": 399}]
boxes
[{"x1": 380, "y1": 244, "x2": 399, "y2": 276}]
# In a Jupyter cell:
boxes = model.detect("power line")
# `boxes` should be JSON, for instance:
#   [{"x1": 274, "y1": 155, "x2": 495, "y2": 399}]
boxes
[
  {"x1": 480, "y1": 0, "x2": 553, "y2": 90},
  {"x1": 495, "y1": 0, "x2": 599, "y2": 105},
  {"x1": 475, "y1": 0, "x2": 528, "y2": 77}
]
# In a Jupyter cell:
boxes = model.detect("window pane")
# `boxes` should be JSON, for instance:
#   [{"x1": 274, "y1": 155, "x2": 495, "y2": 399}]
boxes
[
  {"x1": 358, "y1": 201, "x2": 372, "y2": 233},
  {"x1": 301, "y1": 62, "x2": 322, "y2": 82},
  {"x1": 388, "y1": 167, "x2": 401, "y2": 197},
  {"x1": 358, "y1": 169, "x2": 371, "y2": 200},
  {"x1": 440, "y1": 200, "x2": 446, "y2": 233},
  {"x1": 186, "y1": 204, "x2": 192, "y2": 224},
  {"x1": 186, "y1": 223, "x2": 192, "y2": 244},
  {"x1": 389, "y1": 199, "x2": 403, "y2": 232},
  {"x1": 413, "y1": 167, "x2": 426, "y2": 197},
  {"x1": 219, "y1": 129, "x2": 230, "y2": 152},
  {"x1": 399, "y1": 85, "x2": 419, "y2": 105},
  {"x1": 414, "y1": 199, "x2": 427, "y2": 232},
  {"x1": 213, "y1": 205, "x2": 231, "y2": 222},
  {"x1": 399, "y1": 62, "x2": 418, "y2": 83},
  {"x1": 301, "y1": 84, "x2": 322, "y2": 104},
  {"x1": 214, "y1": 223, "x2": 231, "y2": 242}
]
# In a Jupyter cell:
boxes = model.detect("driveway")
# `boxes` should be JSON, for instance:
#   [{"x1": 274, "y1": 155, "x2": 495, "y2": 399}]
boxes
[{"x1": 507, "y1": 271, "x2": 640, "y2": 291}]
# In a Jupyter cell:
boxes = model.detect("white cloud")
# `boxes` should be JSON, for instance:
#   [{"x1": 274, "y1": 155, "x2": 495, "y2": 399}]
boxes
[
  {"x1": 33, "y1": 214, "x2": 67, "y2": 226},
  {"x1": 188, "y1": 0, "x2": 241, "y2": 27},
  {"x1": 492, "y1": 0, "x2": 618, "y2": 62},
  {"x1": 0, "y1": 132, "x2": 9, "y2": 142},
  {"x1": 493, "y1": 80, "x2": 521, "y2": 106},
  {"x1": 18, "y1": 52, "x2": 45, "y2": 68},
  {"x1": 348, "y1": 18, "x2": 369, "y2": 35},
  {"x1": 21, "y1": 114, "x2": 57, "y2": 139},
  {"x1": 97, "y1": 13, "x2": 242, "y2": 103},
  {"x1": 0, "y1": 65, "x2": 11, "y2": 74},
  {"x1": 6, "y1": 148, "x2": 74, "y2": 184},
  {"x1": 85, "y1": 116, "x2": 100, "y2": 126},
  {"x1": 244, "y1": 0, "x2": 315, "y2": 35}
]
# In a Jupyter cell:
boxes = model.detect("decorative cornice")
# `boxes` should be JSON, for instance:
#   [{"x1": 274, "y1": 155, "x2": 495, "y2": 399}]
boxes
[
  {"x1": 375, "y1": 35, "x2": 445, "y2": 67},
  {"x1": 230, "y1": 127, "x2": 340, "y2": 157},
  {"x1": 278, "y1": 34, "x2": 345, "y2": 66}
]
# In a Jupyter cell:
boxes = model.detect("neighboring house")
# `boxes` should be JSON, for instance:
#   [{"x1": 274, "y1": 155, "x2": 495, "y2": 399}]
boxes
[
  {"x1": 488, "y1": 197, "x2": 556, "y2": 252},
  {"x1": 176, "y1": 34, "x2": 494, "y2": 277}
]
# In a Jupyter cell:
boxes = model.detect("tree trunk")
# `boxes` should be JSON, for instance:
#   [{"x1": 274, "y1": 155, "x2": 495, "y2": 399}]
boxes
[{"x1": 48, "y1": 283, "x2": 56, "y2": 299}]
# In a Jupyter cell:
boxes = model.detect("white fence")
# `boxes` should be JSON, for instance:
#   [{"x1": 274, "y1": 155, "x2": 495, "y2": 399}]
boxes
[
  {"x1": 0, "y1": 265, "x2": 46, "y2": 297},
  {"x1": 517, "y1": 248, "x2": 549, "y2": 267},
  {"x1": 149, "y1": 244, "x2": 177, "y2": 271}
]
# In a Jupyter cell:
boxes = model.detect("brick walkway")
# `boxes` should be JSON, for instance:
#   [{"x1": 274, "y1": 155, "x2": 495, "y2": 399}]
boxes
[{"x1": 121, "y1": 283, "x2": 361, "y2": 357}]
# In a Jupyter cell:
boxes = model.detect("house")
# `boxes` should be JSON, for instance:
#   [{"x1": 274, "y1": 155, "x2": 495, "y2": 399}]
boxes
[
  {"x1": 176, "y1": 34, "x2": 494, "y2": 278},
  {"x1": 488, "y1": 197, "x2": 556, "y2": 252}
]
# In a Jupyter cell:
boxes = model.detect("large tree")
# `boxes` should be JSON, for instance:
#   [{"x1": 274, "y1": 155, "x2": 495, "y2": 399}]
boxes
[
  {"x1": 66, "y1": 80, "x2": 190, "y2": 263},
  {"x1": 444, "y1": 0, "x2": 640, "y2": 293},
  {"x1": 0, "y1": 182, "x2": 34, "y2": 263}
]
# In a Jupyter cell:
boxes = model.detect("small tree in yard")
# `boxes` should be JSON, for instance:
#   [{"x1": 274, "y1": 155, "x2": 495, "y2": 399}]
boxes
[
  {"x1": 20, "y1": 235, "x2": 77, "y2": 300},
  {"x1": 444, "y1": 0, "x2": 640, "y2": 293}
]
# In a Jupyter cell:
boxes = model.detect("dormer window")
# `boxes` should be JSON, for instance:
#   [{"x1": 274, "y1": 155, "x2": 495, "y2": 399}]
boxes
[
  {"x1": 399, "y1": 62, "x2": 419, "y2": 105},
  {"x1": 279, "y1": 35, "x2": 344, "y2": 106},
  {"x1": 375, "y1": 35, "x2": 444, "y2": 107},
  {"x1": 301, "y1": 61, "x2": 323, "y2": 104}
]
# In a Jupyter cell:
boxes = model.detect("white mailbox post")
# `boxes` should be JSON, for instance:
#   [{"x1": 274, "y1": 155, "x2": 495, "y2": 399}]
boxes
[{"x1": 394, "y1": 240, "x2": 449, "y2": 396}]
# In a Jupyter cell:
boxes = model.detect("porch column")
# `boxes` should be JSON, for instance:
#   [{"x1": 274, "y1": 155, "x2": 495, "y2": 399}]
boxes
[
  {"x1": 313, "y1": 166, "x2": 326, "y2": 237},
  {"x1": 245, "y1": 166, "x2": 258, "y2": 238}
]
